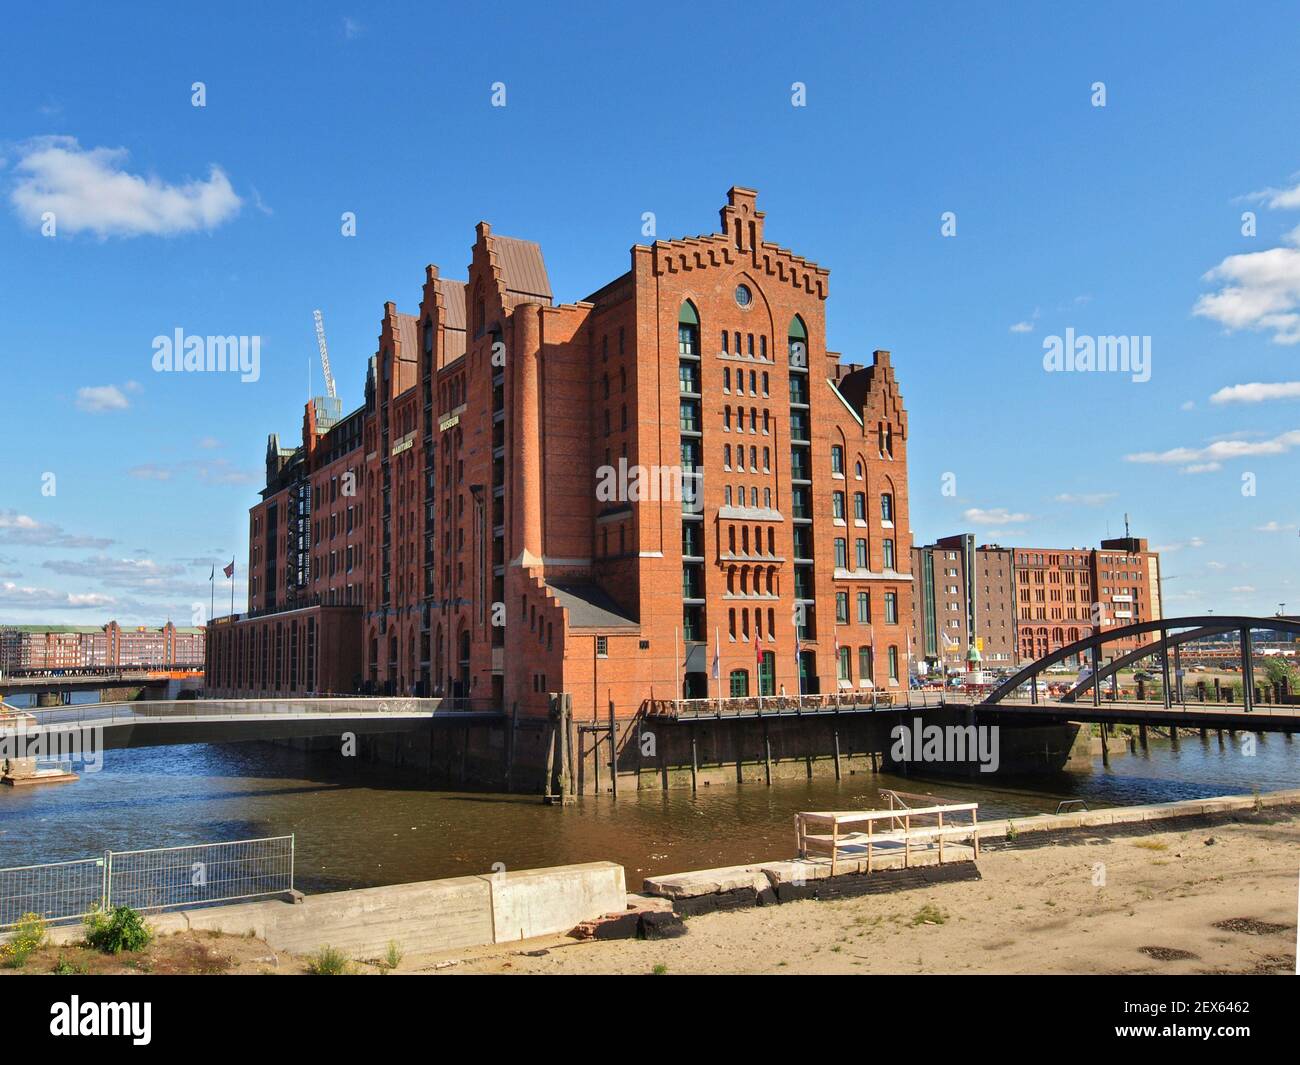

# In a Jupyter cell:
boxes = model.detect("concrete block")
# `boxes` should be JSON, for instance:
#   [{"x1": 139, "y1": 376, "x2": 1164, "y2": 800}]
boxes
[
  {"x1": 642, "y1": 864, "x2": 770, "y2": 899},
  {"x1": 487, "y1": 861, "x2": 626, "y2": 944}
]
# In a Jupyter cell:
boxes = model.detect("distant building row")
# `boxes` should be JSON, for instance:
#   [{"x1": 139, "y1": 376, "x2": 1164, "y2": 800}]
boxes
[
  {"x1": 0, "y1": 622, "x2": 205, "y2": 672},
  {"x1": 911, "y1": 534, "x2": 1162, "y2": 671}
]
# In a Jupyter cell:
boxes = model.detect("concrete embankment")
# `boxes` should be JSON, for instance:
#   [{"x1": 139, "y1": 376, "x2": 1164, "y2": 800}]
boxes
[
  {"x1": 18, "y1": 788, "x2": 1299, "y2": 963},
  {"x1": 30, "y1": 861, "x2": 627, "y2": 961}
]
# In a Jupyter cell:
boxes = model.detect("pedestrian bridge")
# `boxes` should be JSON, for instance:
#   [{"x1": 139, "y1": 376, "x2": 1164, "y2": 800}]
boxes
[{"x1": 0, "y1": 696, "x2": 497, "y2": 752}]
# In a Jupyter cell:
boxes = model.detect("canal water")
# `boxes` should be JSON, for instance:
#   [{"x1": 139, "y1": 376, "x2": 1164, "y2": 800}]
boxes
[{"x1": 1, "y1": 734, "x2": 1296, "y2": 892}]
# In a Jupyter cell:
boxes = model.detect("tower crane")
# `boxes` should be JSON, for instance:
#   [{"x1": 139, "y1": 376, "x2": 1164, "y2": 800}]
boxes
[{"x1": 312, "y1": 309, "x2": 337, "y2": 400}]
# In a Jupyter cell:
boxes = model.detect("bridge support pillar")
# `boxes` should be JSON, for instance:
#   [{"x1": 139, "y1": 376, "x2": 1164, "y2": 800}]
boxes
[
  {"x1": 1138, "y1": 724, "x2": 1148, "y2": 752},
  {"x1": 1160, "y1": 625, "x2": 1172, "y2": 708},
  {"x1": 1099, "y1": 723, "x2": 1110, "y2": 768},
  {"x1": 1241, "y1": 628, "x2": 1254, "y2": 713}
]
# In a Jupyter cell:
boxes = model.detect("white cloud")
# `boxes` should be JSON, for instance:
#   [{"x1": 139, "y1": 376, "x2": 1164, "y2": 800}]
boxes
[
  {"x1": 1009, "y1": 321, "x2": 1034, "y2": 333},
  {"x1": 1244, "y1": 179, "x2": 1300, "y2": 210},
  {"x1": 42, "y1": 555, "x2": 186, "y2": 589},
  {"x1": 1154, "y1": 537, "x2": 1205, "y2": 552},
  {"x1": 0, "y1": 581, "x2": 115, "y2": 610},
  {"x1": 1125, "y1": 428, "x2": 1300, "y2": 473},
  {"x1": 1193, "y1": 238, "x2": 1300, "y2": 345},
  {"x1": 1210, "y1": 380, "x2": 1300, "y2": 404},
  {"x1": 963, "y1": 507, "x2": 1031, "y2": 526},
  {"x1": 0, "y1": 511, "x2": 113, "y2": 549},
  {"x1": 1231, "y1": 585, "x2": 1257, "y2": 594},
  {"x1": 1255, "y1": 520, "x2": 1297, "y2": 533},
  {"x1": 1054, "y1": 492, "x2": 1116, "y2": 506},
  {"x1": 1206, "y1": 560, "x2": 1227, "y2": 570},
  {"x1": 128, "y1": 458, "x2": 256, "y2": 485},
  {"x1": 1180, "y1": 400, "x2": 1195, "y2": 411},
  {"x1": 75, "y1": 384, "x2": 130, "y2": 412},
  {"x1": 9, "y1": 136, "x2": 242, "y2": 238}
]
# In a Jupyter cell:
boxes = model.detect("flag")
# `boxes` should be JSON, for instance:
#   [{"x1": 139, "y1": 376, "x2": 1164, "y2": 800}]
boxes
[
  {"x1": 223, "y1": 560, "x2": 235, "y2": 579},
  {"x1": 754, "y1": 632, "x2": 763, "y2": 667},
  {"x1": 209, "y1": 564, "x2": 215, "y2": 582},
  {"x1": 711, "y1": 629, "x2": 720, "y2": 680}
]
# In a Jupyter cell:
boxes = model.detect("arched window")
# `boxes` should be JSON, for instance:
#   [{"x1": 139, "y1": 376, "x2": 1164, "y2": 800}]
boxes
[
  {"x1": 729, "y1": 669, "x2": 750, "y2": 697},
  {"x1": 788, "y1": 315, "x2": 808, "y2": 366},
  {"x1": 678, "y1": 301, "x2": 700, "y2": 356}
]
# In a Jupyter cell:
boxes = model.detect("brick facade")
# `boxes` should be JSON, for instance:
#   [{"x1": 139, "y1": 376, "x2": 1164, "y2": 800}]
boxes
[{"x1": 207, "y1": 188, "x2": 914, "y2": 718}]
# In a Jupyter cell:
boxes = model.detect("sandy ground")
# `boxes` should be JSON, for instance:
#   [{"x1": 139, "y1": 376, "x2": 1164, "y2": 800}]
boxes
[
  {"x1": 4, "y1": 814, "x2": 1294, "y2": 976},
  {"x1": 411, "y1": 813, "x2": 1299, "y2": 975}
]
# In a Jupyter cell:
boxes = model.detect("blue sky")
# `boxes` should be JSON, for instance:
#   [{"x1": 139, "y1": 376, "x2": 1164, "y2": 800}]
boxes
[{"x1": 1, "y1": 0, "x2": 1298, "y2": 625}]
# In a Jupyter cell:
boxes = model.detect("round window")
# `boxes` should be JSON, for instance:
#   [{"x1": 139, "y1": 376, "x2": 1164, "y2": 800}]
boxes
[{"x1": 735, "y1": 284, "x2": 752, "y2": 308}]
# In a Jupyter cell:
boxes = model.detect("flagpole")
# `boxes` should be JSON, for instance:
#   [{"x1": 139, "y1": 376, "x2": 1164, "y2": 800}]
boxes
[
  {"x1": 674, "y1": 626, "x2": 682, "y2": 706},
  {"x1": 715, "y1": 626, "x2": 722, "y2": 713},
  {"x1": 229, "y1": 559, "x2": 235, "y2": 618},
  {"x1": 209, "y1": 564, "x2": 214, "y2": 628}
]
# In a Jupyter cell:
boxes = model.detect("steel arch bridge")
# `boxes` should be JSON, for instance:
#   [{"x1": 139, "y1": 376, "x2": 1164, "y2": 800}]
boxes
[{"x1": 982, "y1": 615, "x2": 1300, "y2": 713}]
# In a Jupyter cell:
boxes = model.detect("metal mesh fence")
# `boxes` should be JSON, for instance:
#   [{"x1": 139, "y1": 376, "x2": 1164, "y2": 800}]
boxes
[
  {"x1": 0, "y1": 835, "x2": 293, "y2": 928},
  {"x1": 0, "y1": 857, "x2": 104, "y2": 928},
  {"x1": 106, "y1": 836, "x2": 294, "y2": 913}
]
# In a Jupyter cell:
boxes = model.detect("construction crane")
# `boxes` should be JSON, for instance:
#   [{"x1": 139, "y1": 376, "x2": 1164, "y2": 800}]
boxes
[{"x1": 312, "y1": 309, "x2": 337, "y2": 400}]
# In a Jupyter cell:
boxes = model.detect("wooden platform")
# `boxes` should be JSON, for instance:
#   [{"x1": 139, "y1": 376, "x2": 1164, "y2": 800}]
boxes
[{"x1": 796, "y1": 800, "x2": 980, "y2": 876}]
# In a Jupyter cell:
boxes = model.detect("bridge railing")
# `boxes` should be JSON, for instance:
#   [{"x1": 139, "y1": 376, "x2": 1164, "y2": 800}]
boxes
[
  {"x1": 1, "y1": 697, "x2": 448, "y2": 731},
  {"x1": 645, "y1": 687, "x2": 946, "y2": 719}
]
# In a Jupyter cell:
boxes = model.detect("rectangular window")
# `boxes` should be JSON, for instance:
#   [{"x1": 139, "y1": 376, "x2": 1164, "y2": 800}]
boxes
[
  {"x1": 857, "y1": 591, "x2": 870, "y2": 623},
  {"x1": 836, "y1": 590, "x2": 849, "y2": 623},
  {"x1": 884, "y1": 591, "x2": 898, "y2": 624},
  {"x1": 834, "y1": 538, "x2": 847, "y2": 569},
  {"x1": 596, "y1": 635, "x2": 608, "y2": 658}
]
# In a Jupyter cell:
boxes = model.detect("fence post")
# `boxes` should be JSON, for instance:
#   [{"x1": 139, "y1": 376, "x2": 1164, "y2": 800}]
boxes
[
  {"x1": 102, "y1": 849, "x2": 112, "y2": 910},
  {"x1": 289, "y1": 834, "x2": 296, "y2": 894}
]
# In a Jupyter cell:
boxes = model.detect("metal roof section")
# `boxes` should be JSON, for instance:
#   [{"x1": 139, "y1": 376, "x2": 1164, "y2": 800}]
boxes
[
  {"x1": 545, "y1": 582, "x2": 639, "y2": 630},
  {"x1": 490, "y1": 233, "x2": 553, "y2": 304}
]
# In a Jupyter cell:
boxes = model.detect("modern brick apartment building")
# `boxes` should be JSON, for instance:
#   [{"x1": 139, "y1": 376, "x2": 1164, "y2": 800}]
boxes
[
  {"x1": 206, "y1": 188, "x2": 914, "y2": 721},
  {"x1": 0, "y1": 622, "x2": 205, "y2": 672},
  {"x1": 911, "y1": 534, "x2": 1161, "y2": 672}
]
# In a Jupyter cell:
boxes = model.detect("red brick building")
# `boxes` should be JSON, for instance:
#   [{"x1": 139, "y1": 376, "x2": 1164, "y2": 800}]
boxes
[
  {"x1": 911, "y1": 533, "x2": 1162, "y2": 672},
  {"x1": 1, "y1": 622, "x2": 204, "y2": 671},
  {"x1": 206, "y1": 188, "x2": 914, "y2": 716}
]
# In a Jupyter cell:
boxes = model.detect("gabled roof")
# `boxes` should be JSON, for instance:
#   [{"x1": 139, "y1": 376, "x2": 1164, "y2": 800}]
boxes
[{"x1": 491, "y1": 234, "x2": 552, "y2": 303}]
